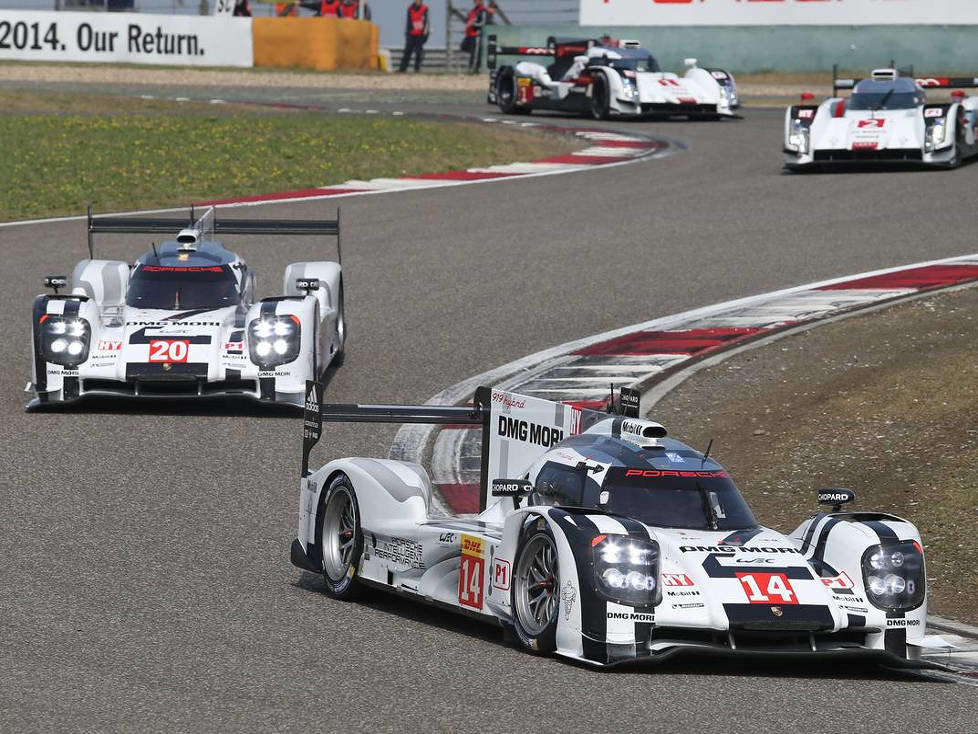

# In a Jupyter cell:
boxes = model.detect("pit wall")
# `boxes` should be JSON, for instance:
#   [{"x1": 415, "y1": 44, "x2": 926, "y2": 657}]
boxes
[{"x1": 491, "y1": 25, "x2": 978, "y2": 75}]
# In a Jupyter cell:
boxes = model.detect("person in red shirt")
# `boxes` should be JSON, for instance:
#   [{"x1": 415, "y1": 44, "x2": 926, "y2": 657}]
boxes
[
  {"x1": 319, "y1": 0, "x2": 340, "y2": 16},
  {"x1": 339, "y1": 0, "x2": 358, "y2": 18},
  {"x1": 462, "y1": 0, "x2": 489, "y2": 73},
  {"x1": 398, "y1": 0, "x2": 429, "y2": 73}
]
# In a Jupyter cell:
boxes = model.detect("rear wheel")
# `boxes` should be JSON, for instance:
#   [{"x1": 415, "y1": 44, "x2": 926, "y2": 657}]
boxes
[
  {"x1": 511, "y1": 524, "x2": 559, "y2": 654},
  {"x1": 334, "y1": 280, "x2": 346, "y2": 358},
  {"x1": 497, "y1": 71, "x2": 518, "y2": 114},
  {"x1": 590, "y1": 74, "x2": 610, "y2": 121},
  {"x1": 317, "y1": 473, "x2": 363, "y2": 599}
]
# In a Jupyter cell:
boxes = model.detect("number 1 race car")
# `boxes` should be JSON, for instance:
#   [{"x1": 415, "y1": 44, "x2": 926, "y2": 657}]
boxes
[
  {"x1": 784, "y1": 67, "x2": 978, "y2": 169},
  {"x1": 487, "y1": 35, "x2": 739, "y2": 120},
  {"x1": 28, "y1": 207, "x2": 346, "y2": 409},
  {"x1": 292, "y1": 383, "x2": 935, "y2": 668}
]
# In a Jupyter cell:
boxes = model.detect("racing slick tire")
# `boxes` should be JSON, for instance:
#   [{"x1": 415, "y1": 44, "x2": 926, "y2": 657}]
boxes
[
  {"x1": 334, "y1": 279, "x2": 347, "y2": 360},
  {"x1": 510, "y1": 522, "x2": 559, "y2": 654},
  {"x1": 496, "y1": 71, "x2": 530, "y2": 115},
  {"x1": 316, "y1": 473, "x2": 364, "y2": 600},
  {"x1": 590, "y1": 74, "x2": 611, "y2": 121}
]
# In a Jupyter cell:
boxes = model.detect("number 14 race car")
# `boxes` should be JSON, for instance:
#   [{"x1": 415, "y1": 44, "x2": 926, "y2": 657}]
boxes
[
  {"x1": 784, "y1": 67, "x2": 978, "y2": 169},
  {"x1": 487, "y1": 35, "x2": 739, "y2": 120},
  {"x1": 292, "y1": 384, "x2": 935, "y2": 668},
  {"x1": 28, "y1": 207, "x2": 346, "y2": 409}
]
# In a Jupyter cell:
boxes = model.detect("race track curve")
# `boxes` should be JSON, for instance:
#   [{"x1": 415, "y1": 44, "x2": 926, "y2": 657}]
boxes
[{"x1": 2, "y1": 91, "x2": 977, "y2": 732}]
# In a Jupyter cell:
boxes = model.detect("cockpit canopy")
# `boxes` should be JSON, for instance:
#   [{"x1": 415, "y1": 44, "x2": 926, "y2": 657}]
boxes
[
  {"x1": 126, "y1": 264, "x2": 239, "y2": 310},
  {"x1": 848, "y1": 77, "x2": 924, "y2": 111}
]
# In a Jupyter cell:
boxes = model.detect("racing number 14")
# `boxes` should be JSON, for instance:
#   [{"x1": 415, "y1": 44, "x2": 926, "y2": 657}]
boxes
[
  {"x1": 736, "y1": 572, "x2": 798, "y2": 605},
  {"x1": 458, "y1": 554, "x2": 484, "y2": 609}
]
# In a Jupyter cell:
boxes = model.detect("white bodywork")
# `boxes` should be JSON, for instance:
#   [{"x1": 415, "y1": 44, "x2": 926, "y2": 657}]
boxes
[{"x1": 294, "y1": 387, "x2": 931, "y2": 667}]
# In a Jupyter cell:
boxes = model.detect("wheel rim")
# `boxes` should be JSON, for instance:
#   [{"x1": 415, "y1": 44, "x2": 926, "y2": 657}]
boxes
[
  {"x1": 514, "y1": 534, "x2": 559, "y2": 636},
  {"x1": 322, "y1": 486, "x2": 356, "y2": 581},
  {"x1": 499, "y1": 76, "x2": 514, "y2": 107},
  {"x1": 591, "y1": 81, "x2": 606, "y2": 117}
]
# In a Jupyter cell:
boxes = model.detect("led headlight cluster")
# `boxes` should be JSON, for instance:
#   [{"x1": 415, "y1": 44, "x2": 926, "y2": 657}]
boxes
[
  {"x1": 249, "y1": 315, "x2": 301, "y2": 369},
  {"x1": 619, "y1": 77, "x2": 638, "y2": 102},
  {"x1": 39, "y1": 315, "x2": 90, "y2": 366},
  {"x1": 592, "y1": 534, "x2": 660, "y2": 607},
  {"x1": 788, "y1": 118, "x2": 810, "y2": 153},
  {"x1": 861, "y1": 540, "x2": 925, "y2": 611},
  {"x1": 925, "y1": 119, "x2": 946, "y2": 152}
]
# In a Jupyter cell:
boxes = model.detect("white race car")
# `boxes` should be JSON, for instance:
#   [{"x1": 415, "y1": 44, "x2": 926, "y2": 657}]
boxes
[
  {"x1": 784, "y1": 68, "x2": 978, "y2": 169},
  {"x1": 487, "y1": 35, "x2": 739, "y2": 120},
  {"x1": 292, "y1": 383, "x2": 934, "y2": 668},
  {"x1": 28, "y1": 207, "x2": 346, "y2": 409}
]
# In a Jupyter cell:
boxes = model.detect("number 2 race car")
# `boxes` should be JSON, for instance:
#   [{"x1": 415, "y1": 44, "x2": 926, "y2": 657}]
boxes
[
  {"x1": 487, "y1": 35, "x2": 739, "y2": 120},
  {"x1": 292, "y1": 383, "x2": 934, "y2": 668},
  {"x1": 28, "y1": 207, "x2": 346, "y2": 409},
  {"x1": 784, "y1": 67, "x2": 978, "y2": 169}
]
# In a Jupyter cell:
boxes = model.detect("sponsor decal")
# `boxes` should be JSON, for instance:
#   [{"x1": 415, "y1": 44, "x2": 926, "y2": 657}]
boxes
[
  {"x1": 258, "y1": 370, "x2": 276, "y2": 378},
  {"x1": 798, "y1": 109, "x2": 814, "y2": 119},
  {"x1": 493, "y1": 558, "x2": 511, "y2": 591},
  {"x1": 841, "y1": 605, "x2": 869, "y2": 614},
  {"x1": 820, "y1": 571, "x2": 855, "y2": 590},
  {"x1": 438, "y1": 531, "x2": 456, "y2": 545},
  {"x1": 490, "y1": 391, "x2": 525, "y2": 409},
  {"x1": 607, "y1": 611, "x2": 654, "y2": 622},
  {"x1": 561, "y1": 580, "x2": 576, "y2": 620},
  {"x1": 679, "y1": 545, "x2": 800, "y2": 554},
  {"x1": 886, "y1": 618, "x2": 921, "y2": 628},
  {"x1": 857, "y1": 118, "x2": 886, "y2": 128},
  {"x1": 666, "y1": 589, "x2": 701, "y2": 597},
  {"x1": 626, "y1": 469, "x2": 729, "y2": 479},
  {"x1": 732, "y1": 557, "x2": 776, "y2": 564},
  {"x1": 374, "y1": 537, "x2": 424, "y2": 569},
  {"x1": 148, "y1": 339, "x2": 189, "y2": 363},
  {"x1": 458, "y1": 533, "x2": 485, "y2": 610},
  {"x1": 672, "y1": 602, "x2": 705, "y2": 610},
  {"x1": 96, "y1": 339, "x2": 122, "y2": 351},
  {"x1": 497, "y1": 416, "x2": 564, "y2": 448},
  {"x1": 710, "y1": 70, "x2": 727, "y2": 80},
  {"x1": 736, "y1": 572, "x2": 799, "y2": 605},
  {"x1": 222, "y1": 341, "x2": 244, "y2": 353},
  {"x1": 658, "y1": 78, "x2": 680, "y2": 87},
  {"x1": 851, "y1": 141, "x2": 880, "y2": 150},
  {"x1": 662, "y1": 573, "x2": 694, "y2": 587},
  {"x1": 925, "y1": 107, "x2": 944, "y2": 118},
  {"x1": 665, "y1": 451, "x2": 685, "y2": 463}
]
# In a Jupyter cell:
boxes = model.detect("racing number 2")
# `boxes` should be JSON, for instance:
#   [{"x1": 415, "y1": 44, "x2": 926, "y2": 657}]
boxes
[
  {"x1": 736, "y1": 572, "x2": 798, "y2": 605},
  {"x1": 148, "y1": 339, "x2": 190, "y2": 363}
]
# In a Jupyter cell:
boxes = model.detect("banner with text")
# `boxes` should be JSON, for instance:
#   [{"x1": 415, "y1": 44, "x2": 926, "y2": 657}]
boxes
[
  {"x1": 0, "y1": 10, "x2": 253, "y2": 67},
  {"x1": 580, "y1": 0, "x2": 978, "y2": 26}
]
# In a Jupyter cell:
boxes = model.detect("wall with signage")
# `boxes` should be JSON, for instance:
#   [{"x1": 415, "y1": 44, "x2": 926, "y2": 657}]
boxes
[
  {"x1": 580, "y1": 0, "x2": 978, "y2": 26},
  {"x1": 0, "y1": 10, "x2": 253, "y2": 67}
]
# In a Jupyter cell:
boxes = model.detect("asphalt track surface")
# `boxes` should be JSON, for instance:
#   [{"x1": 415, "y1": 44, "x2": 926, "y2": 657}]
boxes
[{"x1": 3, "y1": 88, "x2": 978, "y2": 731}]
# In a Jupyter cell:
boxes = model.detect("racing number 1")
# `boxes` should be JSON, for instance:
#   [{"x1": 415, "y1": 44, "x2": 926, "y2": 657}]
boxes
[{"x1": 736, "y1": 572, "x2": 798, "y2": 605}]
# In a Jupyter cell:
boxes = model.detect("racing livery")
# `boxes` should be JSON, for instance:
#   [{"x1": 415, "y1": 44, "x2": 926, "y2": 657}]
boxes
[
  {"x1": 487, "y1": 35, "x2": 739, "y2": 120},
  {"x1": 292, "y1": 384, "x2": 934, "y2": 668},
  {"x1": 28, "y1": 207, "x2": 346, "y2": 409},
  {"x1": 784, "y1": 67, "x2": 978, "y2": 169}
]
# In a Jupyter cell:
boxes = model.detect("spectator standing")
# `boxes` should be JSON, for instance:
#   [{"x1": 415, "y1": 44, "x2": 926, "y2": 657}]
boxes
[
  {"x1": 461, "y1": 0, "x2": 489, "y2": 74},
  {"x1": 399, "y1": 0, "x2": 429, "y2": 73},
  {"x1": 232, "y1": 0, "x2": 251, "y2": 15},
  {"x1": 319, "y1": 0, "x2": 341, "y2": 16},
  {"x1": 339, "y1": 0, "x2": 359, "y2": 18}
]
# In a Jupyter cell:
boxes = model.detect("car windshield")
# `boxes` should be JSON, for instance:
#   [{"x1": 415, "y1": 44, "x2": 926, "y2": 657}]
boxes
[
  {"x1": 848, "y1": 91, "x2": 921, "y2": 110},
  {"x1": 126, "y1": 265, "x2": 238, "y2": 310},
  {"x1": 603, "y1": 55, "x2": 660, "y2": 73},
  {"x1": 601, "y1": 468, "x2": 758, "y2": 531}
]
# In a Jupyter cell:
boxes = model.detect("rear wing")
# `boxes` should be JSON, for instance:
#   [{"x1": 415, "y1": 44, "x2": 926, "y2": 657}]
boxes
[
  {"x1": 830, "y1": 63, "x2": 978, "y2": 96},
  {"x1": 86, "y1": 205, "x2": 342, "y2": 262},
  {"x1": 487, "y1": 35, "x2": 595, "y2": 71},
  {"x1": 301, "y1": 381, "x2": 637, "y2": 512}
]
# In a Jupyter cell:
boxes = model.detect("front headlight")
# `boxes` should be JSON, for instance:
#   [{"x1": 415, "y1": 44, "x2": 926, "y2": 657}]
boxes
[
  {"x1": 592, "y1": 535, "x2": 660, "y2": 606},
  {"x1": 620, "y1": 78, "x2": 638, "y2": 101},
  {"x1": 249, "y1": 315, "x2": 300, "y2": 368},
  {"x1": 925, "y1": 120, "x2": 946, "y2": 151},
  {"x1": 861, "y1": 540, "x2": 925, "y2": 611},
  {"x1": 788, "y1": 119, "x2": 810, "y2": 153},
  {"x1": 39, "y1": 315, "x2": 90, "y2": 366}
]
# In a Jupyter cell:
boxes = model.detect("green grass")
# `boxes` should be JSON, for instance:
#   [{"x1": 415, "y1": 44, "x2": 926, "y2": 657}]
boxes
[{"x1": 0, "y1": 89, "x2": 576, "y2": 221}]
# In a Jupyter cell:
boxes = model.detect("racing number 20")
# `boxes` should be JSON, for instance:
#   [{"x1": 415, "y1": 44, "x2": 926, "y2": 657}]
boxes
[
  {"x1": 736, "y1": 572, "x2": 798, "y2": 605},
  {"x1": 148, "y1": 339, "x2": 190, "y2": 363},
  {"x1": 458, "y1": 554, "x2": 484, "y2": 610}
]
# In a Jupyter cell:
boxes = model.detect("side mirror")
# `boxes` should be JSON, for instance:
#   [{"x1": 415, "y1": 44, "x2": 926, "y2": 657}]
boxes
[
  {"x1": 684, "y1": 57, "x2": 698, "y2": 69},
  {"x1": 296, "y1": 278, "x2": 320, "y2": 294},
  {"x1": 817, "y1": 488, "x2": 855, "y2": 512},
  {"x1": 491, "y1": 478, "x2": 532, "y2": 498},
  {"x1": 44, "y1": 275, "x2": 68, "y2": 294}
]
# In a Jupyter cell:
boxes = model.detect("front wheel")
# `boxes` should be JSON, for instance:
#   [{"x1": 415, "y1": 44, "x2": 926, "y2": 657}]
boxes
[
  {"x1": 317, "y1": 473, "x2": 363, "y2": 600},
  {"x1": 590, "y1": 74, "x2": 610, "y2": 121},
  {"x1": 496, "y1": 71, "x2": 518, "y2": 114},
  {"x1": 511, "y1": 524, "x2": 560, "y2": 654},
  {"x1": 333, "y1": 279, "x2": 346, "y2": 358}
]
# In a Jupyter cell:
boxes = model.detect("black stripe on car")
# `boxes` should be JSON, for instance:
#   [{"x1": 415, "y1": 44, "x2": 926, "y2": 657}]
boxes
[
  {"x1": 31, "y1": 296, "x2": 49, "y2": 393},
  {"x1": 258, "y1": 300, "x2": 278, "y2": 400}
]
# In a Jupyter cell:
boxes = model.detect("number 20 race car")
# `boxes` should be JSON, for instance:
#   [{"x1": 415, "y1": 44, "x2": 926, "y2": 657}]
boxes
[
  {"x1": 487, "y1": 35, "x2": 739, "y2": 120},
  {"x1": 28, "y1": 207, "x2": 345, "y2": 409},
  {"x1": 292, "y1": 383, "x2": 934, "y2": 668},
  {"x1": 784, "y1": 67, "x2": 978, "y2": 169}
]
